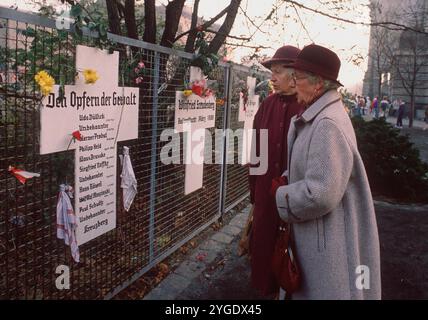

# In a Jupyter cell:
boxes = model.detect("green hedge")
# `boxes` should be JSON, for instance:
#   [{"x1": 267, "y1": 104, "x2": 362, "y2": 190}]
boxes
[{"x1": 351, "y1": 117, "x2": 428, "y2": 203}]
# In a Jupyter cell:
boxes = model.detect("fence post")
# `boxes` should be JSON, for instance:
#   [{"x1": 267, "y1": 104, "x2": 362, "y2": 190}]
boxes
[
  {"x1": 149, "y1": 51, "x2": 160, "y2": 263},
  {"x1": 218, "y1": 65, "x2": 233, "y2": 217}
]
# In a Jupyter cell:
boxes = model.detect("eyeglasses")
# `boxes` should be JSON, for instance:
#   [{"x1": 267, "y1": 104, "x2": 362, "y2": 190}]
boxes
[{"x1": 292, "y1": 73, "x2": 308, "y2": 82}]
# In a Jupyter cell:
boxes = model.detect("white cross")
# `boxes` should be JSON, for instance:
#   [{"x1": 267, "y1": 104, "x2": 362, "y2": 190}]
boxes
[
  {"x1": 238, "y1": 76, "x2": 259, "y2": 165},
  {"x1": 40, "y1": 45, "x2": 139, "y2": 245},
  {"x1": 174, "y1": 67, "x2": 216, "y2": 195}
]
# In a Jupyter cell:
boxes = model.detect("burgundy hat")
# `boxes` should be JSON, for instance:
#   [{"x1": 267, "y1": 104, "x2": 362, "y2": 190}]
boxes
[
  {"x1": 293, "y1": 44, "x2": 343, "y2": 86},
  {"x1": 261, "y1": 45, "x2": 301, "y2": 69}
]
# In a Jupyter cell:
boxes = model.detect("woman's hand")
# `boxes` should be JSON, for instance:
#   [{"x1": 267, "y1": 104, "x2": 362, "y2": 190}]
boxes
[{"x1": 270, "y1": 176, "x2": 288, "y2": 197}]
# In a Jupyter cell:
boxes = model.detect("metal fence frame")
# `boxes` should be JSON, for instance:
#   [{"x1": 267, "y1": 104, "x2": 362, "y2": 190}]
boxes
[{"x1": 0, "y1": 7, "x2": 270, "y2": 299}]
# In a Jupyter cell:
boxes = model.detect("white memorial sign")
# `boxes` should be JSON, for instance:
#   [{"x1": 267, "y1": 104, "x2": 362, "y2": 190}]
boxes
[
  {"x1": 174, "y1": 66, "x2": 216, "y2": 195},
  {"x1": 40, "y1": 45, "x2": 139, "y2": 245},
  {"x1": 239, "y1": 76, "x2": 259, "y2": 164}
]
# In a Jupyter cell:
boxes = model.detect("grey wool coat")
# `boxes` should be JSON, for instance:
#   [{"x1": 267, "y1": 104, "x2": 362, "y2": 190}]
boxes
[{"x1": 275, "y1": 90, "x2": 381, "y2": 300}]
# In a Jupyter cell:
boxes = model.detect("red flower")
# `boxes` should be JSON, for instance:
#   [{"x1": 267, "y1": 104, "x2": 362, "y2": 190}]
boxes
[
  {"x1": 196, "y1": 25, "x2": 203, "y2": 32},
  {"x1": 72, "y1": 130, "x2": 82, "y2": 141},
  {"x1": 192, "y1": 84, "x2": 204, "y2": 97}
]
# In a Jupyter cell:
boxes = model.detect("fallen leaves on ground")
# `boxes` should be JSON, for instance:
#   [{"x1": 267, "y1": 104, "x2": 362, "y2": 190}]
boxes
[
  {"x1": 211, "y1": 222, "x2": 222, "y2": 231},
  {"x1": 196, "y1": 252, "x2": 207, "y2": 262},
  {"x1": 179, "y1": 245, "x2": 189, "y2": 255}
]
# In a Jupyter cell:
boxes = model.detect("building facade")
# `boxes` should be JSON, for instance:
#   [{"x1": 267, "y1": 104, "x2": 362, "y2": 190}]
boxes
[{"x1": 363, "y1": 0, "x2": 428, "y2": 117}]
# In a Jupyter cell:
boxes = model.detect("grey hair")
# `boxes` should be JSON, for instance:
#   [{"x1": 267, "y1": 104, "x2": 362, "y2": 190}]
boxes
[
  {"x1": 305, "y1": 72, "x2": 340, "y2": 91},
  {"x1": 323, "y1": 79, "x2": 340, "y2": 91}
]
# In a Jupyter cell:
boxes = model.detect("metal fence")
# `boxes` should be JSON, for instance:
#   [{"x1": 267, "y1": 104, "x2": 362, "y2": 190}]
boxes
[{"x1": 0, "y1": 7, "x2": 270, "y2": 299}]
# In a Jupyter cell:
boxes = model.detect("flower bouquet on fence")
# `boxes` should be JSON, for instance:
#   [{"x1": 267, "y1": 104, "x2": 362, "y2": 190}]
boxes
[
  {"x1": 183, "y1": 78, "x2": 214, "y2": 99},
  {"x1": 133, "y1": 61, "x2": 147, "y2": 85}
]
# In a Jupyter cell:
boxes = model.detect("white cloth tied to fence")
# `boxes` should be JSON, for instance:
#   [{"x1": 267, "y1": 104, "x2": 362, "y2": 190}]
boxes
[
  {"x1": 56, "y1": 184, "x2": 80, "y2": 263},
  {"x1": 120, "y1": 146, "x2": 137, "y2": 212}
]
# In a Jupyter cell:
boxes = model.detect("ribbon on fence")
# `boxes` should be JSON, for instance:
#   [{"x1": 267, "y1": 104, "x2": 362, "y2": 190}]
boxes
[
  {"x1": 56, "y1": 184, "x2": 80, "y2": 263},
  {"x1": 8, "y1": 166, "x2": 40, "y2": 184},
  {"x1": 120, "y1": 146, "x2": 137, "y2": 212}
]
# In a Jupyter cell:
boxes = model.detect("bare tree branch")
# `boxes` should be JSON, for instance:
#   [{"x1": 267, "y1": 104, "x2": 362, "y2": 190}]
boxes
[
  {"x1": 208, "y1": 0, "x2": 242, "y2": 54},
  {"x1": 175, "y1": 4, "x2": 230, "y2": 44},
  {"x1": 284, "y1": 0, "x2": 428, "y2": 35},
  {"x1": 224, "y1": 42, "x2": 273, "y2": 50},
  {"x1": 238, "y1": 4, "x2": 269, "y2": 36},
  {"x1": 290, "y1": 3, "x2": 314, "y2": 43},
  {"x1": 206, "y1": 29, "x2": 251, "y2": 41},
  {"x1": 184, "y1": 0, "x2": 200, "y2": 52},
  {"x1": 160, "y1": 0, "x2": 186, "y2": 48}
]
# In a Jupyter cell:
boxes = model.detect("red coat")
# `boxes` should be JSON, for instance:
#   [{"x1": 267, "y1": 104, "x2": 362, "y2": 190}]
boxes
[{"x1": 248, "y1": 93, "x2": 303, "y2": 296}]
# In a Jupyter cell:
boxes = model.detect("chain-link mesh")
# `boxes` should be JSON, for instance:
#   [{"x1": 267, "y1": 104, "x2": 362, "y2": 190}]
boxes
[
  {"x1": 0, "y1": 9, "x2": 271, "y2": 299},
  {"x1": 224, "y1": 66, "x2": 270, "y2": 210}
]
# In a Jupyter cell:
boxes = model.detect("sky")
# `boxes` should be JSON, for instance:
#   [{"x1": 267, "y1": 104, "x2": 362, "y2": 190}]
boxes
[
  {"x1": 189, "y1": 0, "x2": 372, "y2": 93},
  {"x1": 2, "y1": 0, "x2": 372, "y2": 93}
]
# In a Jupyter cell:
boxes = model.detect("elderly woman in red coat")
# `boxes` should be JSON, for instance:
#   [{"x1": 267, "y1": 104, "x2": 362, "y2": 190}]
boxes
[{"x1": 246, "y1": 45, "x2": 303, "y2": 298}]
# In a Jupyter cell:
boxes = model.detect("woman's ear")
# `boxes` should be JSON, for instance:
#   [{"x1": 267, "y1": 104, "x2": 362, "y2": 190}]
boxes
[{"x1": 315, "y1": 78, "x2": 324, "y2": 91}]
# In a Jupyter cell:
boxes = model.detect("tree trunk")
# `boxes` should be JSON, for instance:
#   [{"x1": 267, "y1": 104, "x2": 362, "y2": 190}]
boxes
[
  {"x1": 160, "y1": 0, "x2": 186, "y2": 48},
  {"x1": 377, "y1": 74, "x2": 382, "y2": 99},
  {"x1": 409, "y1": 92, "x2": 414, "y2": 128},
  {"x1": 207, "y1": 0, "x2": 242, "y2": 54},
  {"x1": 185, "y1": 0, "x2": 200, "y2": 53},
  {"x1": 143, "y1": 0, "x2": 156, "y2": 43},
  {"x1": 124, "y1": 0, "x2": 138, "y2": 40},
  {"x1": 106, "y1": 0, "x2": 122, "y2": 35}
]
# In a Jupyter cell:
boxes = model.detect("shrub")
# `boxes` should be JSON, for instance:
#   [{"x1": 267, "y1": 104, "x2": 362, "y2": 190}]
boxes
[{"x1": 351, "y1": 117, "x2": 428, "y2": 203}]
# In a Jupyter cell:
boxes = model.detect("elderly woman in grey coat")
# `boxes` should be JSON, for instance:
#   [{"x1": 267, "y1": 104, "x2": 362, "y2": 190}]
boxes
[{"x1": 275, "y1": 44, "x2": 381, "y2": 300}]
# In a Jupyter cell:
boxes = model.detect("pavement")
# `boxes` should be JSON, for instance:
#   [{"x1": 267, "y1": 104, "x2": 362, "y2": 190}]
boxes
[
  {"x1": 143, "y1": 203, "x2": 265, "y2": 300},
  {"x1": 362, "y1": 113, "x2": 428, "y2": 130}
]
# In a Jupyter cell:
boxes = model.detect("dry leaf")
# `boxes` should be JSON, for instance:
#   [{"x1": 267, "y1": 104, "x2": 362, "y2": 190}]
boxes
[
  {"x1": 158, "y1": 262, "x2": 169, "y2": 275},
  {"x1": 179, "y1": 246, "x2": 189, "y2": 255}
]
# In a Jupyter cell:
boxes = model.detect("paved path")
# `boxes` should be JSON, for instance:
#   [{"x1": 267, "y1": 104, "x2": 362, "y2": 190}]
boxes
[
  {"x1": 143, "y1": 204, "x2": 264, "y2": 300},
  {"x1": 144, "y1": 199, "x2": 428, "y2": 300},
  {"x1": 362, "y1": 113, "x2": 428, "y2": 130}
]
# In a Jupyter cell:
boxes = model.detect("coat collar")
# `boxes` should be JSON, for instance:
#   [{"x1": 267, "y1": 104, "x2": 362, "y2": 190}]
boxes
[{"x1": 297, "y1": 90, "x2": 341, "y2": 123}]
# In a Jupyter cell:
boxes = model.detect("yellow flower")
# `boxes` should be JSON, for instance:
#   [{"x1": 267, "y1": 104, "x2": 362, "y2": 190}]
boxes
[
  {"x1": 34, "y1": 70, "x2": 55, "y2": 96},
  {"x1": 83, "y1": 69, "x2": 99, "y2": 84},
  {"x1": 183, "y1": 89, "x2": 193, "y2": 97},
  {"x1": 268, "y1": 80, "x2": 273, "y2": 91}
]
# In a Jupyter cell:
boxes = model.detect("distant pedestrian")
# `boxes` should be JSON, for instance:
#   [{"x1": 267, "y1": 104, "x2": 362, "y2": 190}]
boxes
[
  {"x1": 372, "y1": 96, "x2": 379, "y2": 119},
  {"x1": 365, "y1": 96, "x2": 371, "y2": 115},
  {"x1": 353, "y1": 95, "x2": 361, "y2": 116},
  {"x1": 358, "y1": 96, "x2": 365, "y2": 116},
  {"x1": 380, "y1": 96, "x2": 389, "y2": 118},
  {"x1": 396, "y1": 100, "x2": 405, "y2": 128},
  {"x1": 391, "y1": 99, "x2": 399, "y2": 117}
]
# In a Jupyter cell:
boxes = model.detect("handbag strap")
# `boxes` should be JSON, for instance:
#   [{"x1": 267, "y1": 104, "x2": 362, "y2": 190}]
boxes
[{"x1": 288, "y1": 223, "x2": 297, "y2": 263}]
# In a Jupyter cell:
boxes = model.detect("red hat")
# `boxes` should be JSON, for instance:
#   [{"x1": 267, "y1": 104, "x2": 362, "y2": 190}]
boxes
[
  {"x1": 293, "y1": 44, "x2": 343, "y2": 86},
  {"x1": 261, "y1": 45, "x2": 301, "y2": 69}
]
